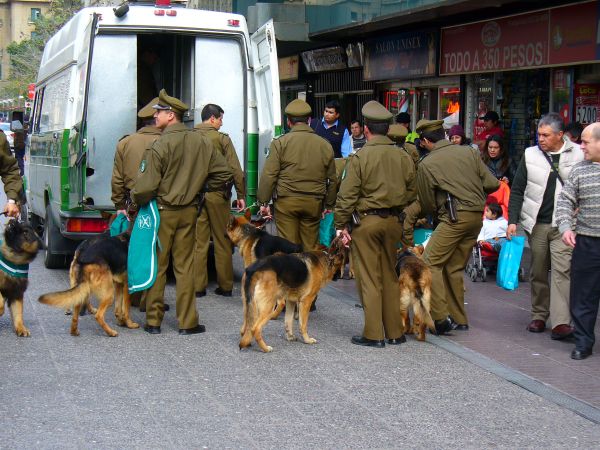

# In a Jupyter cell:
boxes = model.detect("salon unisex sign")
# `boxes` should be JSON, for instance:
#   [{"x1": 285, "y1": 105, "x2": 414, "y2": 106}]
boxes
[{"x1": 440, "y1": 1, "x2": 600, "y2": 75}]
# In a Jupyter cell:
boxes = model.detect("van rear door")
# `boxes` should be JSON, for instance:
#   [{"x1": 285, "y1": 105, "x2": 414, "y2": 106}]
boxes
[
  {"x1": 250, "y1": 20, "x2": 281, "y2": 175},
  {"x1": 70, "y1": 13, "x2": 99, "y2": 208}
]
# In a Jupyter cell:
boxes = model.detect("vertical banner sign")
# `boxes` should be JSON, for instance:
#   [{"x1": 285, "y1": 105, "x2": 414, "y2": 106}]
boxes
[
  {"x1": 549, "y1": 1, "x2": 600, "y2": 65},
  {"x1": 574, "y1": 84, "x2": 600, "y2": 125},
  {"x1": 364, "y1": 31, "x2": 437, "y2": 81}
]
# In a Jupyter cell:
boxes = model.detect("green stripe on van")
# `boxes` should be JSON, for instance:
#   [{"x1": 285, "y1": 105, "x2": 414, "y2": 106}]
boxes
[
  {"x1": 60, "y1": 129, "x2": 70, "y2": 210},
  {"x1": 246, "y1": 132, "x2": 258, "y2": 209}
]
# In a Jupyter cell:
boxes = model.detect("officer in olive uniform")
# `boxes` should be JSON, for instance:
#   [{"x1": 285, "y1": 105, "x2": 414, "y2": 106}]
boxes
[
  {"x1": 111, "y1": 97, "x2": 162, "y2": 310},
  {"x1": 258, "y1": 99, "x2": 337, "y2": 251},
  {"x1": 388, "y1": 124, "x2": 420, "y2": 167},
  {"x1": 193, "y1": 104, "x2": 244, "y2": 298},
  {"x1": 416, "y1": 119, "x2": 499, "y2": 334},
  {"x1": 335, "y1": 101, "x2": 416, "y2": 348},
  {"x1": 0, "y1": 130, "x2": 22, "y2": 217},
  {"x1": 132, "y1": 90, "x2": 233, "y2": 335}
]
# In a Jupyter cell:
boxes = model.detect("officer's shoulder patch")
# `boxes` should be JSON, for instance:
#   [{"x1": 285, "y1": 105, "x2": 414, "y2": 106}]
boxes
[
  {"x1": 219, "y1": 131, "x2": 229, "y2": 137},
  {"x1": 139, "y1": 159, "x2": 147, "y2": 173},
  {"x1": 118, "y1": 134, "x2": 130, "y2": 142}
]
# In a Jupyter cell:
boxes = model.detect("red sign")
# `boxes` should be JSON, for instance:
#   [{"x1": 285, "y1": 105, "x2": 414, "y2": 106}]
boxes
[
  {"x1": 27, "y1": 83, "x2": 35, "y2": 100},
  {"x1": 574, "y1": 84, "x2": 600, "y2": 125},
  {"x1": 549, "y1": 1, "x2": 600, "y2": 65},
  {"x1": 441, "y1": 11, "x2": 548, "y2": 75}
]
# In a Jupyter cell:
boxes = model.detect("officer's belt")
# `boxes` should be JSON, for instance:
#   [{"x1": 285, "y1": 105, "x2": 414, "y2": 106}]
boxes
[
  {"x1": 362, "y1": 208, "x2": 401, "y2": 218},
  {"x1": 156, "y1": 202, "x2": 196, "y2": 211}
]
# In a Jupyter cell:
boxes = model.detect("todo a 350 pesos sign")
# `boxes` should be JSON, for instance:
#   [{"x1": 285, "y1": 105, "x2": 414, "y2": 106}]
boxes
[{"x1": 440, "y1": 11, "x2": 549, "y2": 75}]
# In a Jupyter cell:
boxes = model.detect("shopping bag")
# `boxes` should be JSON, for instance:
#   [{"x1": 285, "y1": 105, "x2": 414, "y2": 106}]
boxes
[
  {"x1": 319, "y1": 212, "x2": 335, "y2": 247},
  {"x1": 496, "y1": 236, "x2": 525, "y2": 291}
]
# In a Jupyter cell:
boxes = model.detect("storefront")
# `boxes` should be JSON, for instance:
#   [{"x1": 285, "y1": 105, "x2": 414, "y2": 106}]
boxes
[
  {"x1": 440, "y1": 0, "x2": 600, "y2": 160},
  {"x1": 362, "y1": 30, "x2": 460, "y2": 130},
  {"x1": 299, "y1": 44, "x2": 374, "y2": 128}
]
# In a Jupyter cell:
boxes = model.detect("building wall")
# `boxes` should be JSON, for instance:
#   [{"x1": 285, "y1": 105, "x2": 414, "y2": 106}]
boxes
[{"x1": 0, "y1": 0, "x2": 51, "y2": 81}]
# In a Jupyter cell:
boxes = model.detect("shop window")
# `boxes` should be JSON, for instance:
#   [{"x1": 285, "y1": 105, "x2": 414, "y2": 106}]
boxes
[
  {"x1": 439, "y1": 87, "x2": 460, "y2": 127},
  {"x1": 30, "y1": 8, "x2": 41, "y2": 22}
]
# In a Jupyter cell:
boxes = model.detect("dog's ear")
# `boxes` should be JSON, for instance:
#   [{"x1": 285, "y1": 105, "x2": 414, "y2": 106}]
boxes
[
  {"x1": 227, "y1": 215, "x2": 236, "y2": 229},
  {"x1": 3, "y1": 218, "x2": 20, "y2": 246}
]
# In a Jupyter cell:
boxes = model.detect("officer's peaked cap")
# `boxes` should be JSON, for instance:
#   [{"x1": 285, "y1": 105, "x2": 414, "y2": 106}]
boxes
[
  {"x1": 153, "y1": 89, "x2": 189, "y2": 114},
  {"x1": 138, "y1": 97, "x2": 159, "y2": 119},
  {"x1": 285, "y1": 99, "x2": 312, "y2": 118},
  {"x1": 362, "y1": 101, "x2": 393, "y2": 122}
]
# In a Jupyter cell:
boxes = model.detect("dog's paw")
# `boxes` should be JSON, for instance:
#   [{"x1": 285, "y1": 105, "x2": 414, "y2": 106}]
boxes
[
  {"x1": 348, "y1": 271, "x2": 355, "y2": 279},
  {"x1": 70, "y1": 329, "x2": 80, "y2": 336},
  {"x1": 303, "y1": 336, "x2": 317, "y2": 344},
  {"x1": 261, "y1": 345, "x2": 273, "y2": 353},
  {"x1": 65, "y1": 309, "x2": 72, "y2": 316},
  {"x1": 286, "y1": 334, "x2": 297, "y2": 342},
  {"x1": 15, "y1": 326, "x2": 30, "y2": 337},
  {"x1": 106, "y1": 330, "x2": 119, "y2": 337},
  {"x1": 127, "y1": 321, "x2": 140, "y2": 329},
  {"x1": 0, "y1": 306, "x2": 4, "y2": 317}
]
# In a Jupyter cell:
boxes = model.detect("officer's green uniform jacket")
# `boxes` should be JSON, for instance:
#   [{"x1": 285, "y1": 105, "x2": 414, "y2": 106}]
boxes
[
  {"x1": 132, "y1": 123, "x2": 232, "y2": 207},
  {"x1": 194, "y1": 123, "x2": 245, "y2": 198},
  {"x1": 416, "y1": 140, "x2": 499, "y2": 223},
  {"x1": 111, "y1": 126, "x2": 162, "y2": 209},
  {"x1": 257, "y1": 123, "x2": 336, "y2": 207},
  {"x1": 403, "y1": 142, "x2": 420, "y2": 167},
  {"x1": 0, "y1": 132, "x2": 22, "y2": 201},
  {"x1": 335, "y1": 135, "x2": 416, "y2": 229}
]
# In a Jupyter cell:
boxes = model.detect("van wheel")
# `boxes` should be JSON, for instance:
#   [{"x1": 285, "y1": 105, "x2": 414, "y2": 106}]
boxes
[{"x1": 44, "y1": 206, "x2": 66, "y2": 269}]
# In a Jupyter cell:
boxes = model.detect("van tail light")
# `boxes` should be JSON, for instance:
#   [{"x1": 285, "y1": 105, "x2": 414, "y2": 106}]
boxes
[
  {"x1": 228, "y1": 19, "x2": 240, "y2": 27},
  {"x1": 155, "y1": 0, "x2": 171, "y2": 6},
  {"x1": 66, "y1": 218, "x2": 108, "y2": 233}
]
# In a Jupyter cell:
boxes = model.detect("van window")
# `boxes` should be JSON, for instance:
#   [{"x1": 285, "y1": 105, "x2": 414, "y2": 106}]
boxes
[
  {"x1": 195, "y1": 36, "x2": 246, "y2": 156},
  {"x1": 39, "y1": 72, "x2": 70, "y2": 133}
]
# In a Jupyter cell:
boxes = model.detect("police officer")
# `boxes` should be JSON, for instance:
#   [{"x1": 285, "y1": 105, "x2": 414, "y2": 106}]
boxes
[
  {"x1": 388, "y1": 123, "x2": 420, "y2": 167},
  {"x1": 132, "y1": 90, "x2": 232, "y2": 335},
  {"x1": 335, "y1": 101, "x2": 416, "y2": 348},
  {"x1": 0, "y1": 129, "x2": 22, "y2": 217},
  {"x1": 415, "y1": 119, "x2": 499, "y2": 334},
  {"x1": 193, "y1": 104, "x2": 244, "y2": 298},
  {"x1": 258, "y1": 99, "x2": 337, "y2": 252},
  {"x1": 111, "y1": 97, "x2": 162, "y2": 310}
]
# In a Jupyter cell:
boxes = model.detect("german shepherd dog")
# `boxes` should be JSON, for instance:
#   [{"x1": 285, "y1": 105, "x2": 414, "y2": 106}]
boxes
[
  {"x1": 396, "y1": 247, "x2": 434, "y2": 341},
  {"x1": 39, "y1": 227, "x2": 139, "y2": 337},
  {"x1": 0, "y1": 220, "x2": 43, "y2": 336},
  {"x1": 239, "y1": 237, "x2": 346, "y2": 352},
  {"x1": 226, "y1": 212, "x2": 302, "y2": 268}
]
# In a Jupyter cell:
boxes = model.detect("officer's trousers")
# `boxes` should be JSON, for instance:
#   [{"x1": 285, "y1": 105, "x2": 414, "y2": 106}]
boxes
[
  {"x1": 194, "y1": 192, "x2": 233, "y2": 292},
  {"x1": 351, "y1": 214, "x2": 403, "y2": 341},
  {"x1": 274, "y1": 196, "x2": 322, "y2": 251},
  {"x1": 423, "y1": 211, "x2": 482, "y2": 324},
  {"x1": 145, "y1": 206, "x2": 199, "y2": 330}
]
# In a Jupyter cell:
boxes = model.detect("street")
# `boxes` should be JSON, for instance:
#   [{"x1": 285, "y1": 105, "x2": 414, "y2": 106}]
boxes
[{"x1": 1, "y1": 247, "x2": 600, "y2": 448}]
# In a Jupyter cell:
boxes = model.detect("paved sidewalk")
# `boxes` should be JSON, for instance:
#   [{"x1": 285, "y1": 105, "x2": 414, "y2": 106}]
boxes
[{"x1": 1, "y1": 254, "x2": 600, "y2": 448}]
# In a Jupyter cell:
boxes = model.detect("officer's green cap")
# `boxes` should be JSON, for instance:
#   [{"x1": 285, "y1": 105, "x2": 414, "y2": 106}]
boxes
[
  {"x1": 415, "y1": 119, "x2": 444, "y2": 134},
  {"x1": 138, "y1": 97, "x2": 159, "y2": 119},
  {"x1": 153, "y1": 89, "x2": 189, "y2": 115},
  {"x1": 387, "y1": 124, "x2": 408, "y2": 141},
  {"x1": 284, "y1": 99, "x2": 311, "y2": 118},
  {"x1": 361, "y1": 100, "x2": 393, "y2": 122}
]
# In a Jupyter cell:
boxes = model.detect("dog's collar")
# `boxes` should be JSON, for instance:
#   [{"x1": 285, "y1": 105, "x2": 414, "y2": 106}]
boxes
[{"x1": 0, "y1": 242, "x2": 29, "y2": 279}]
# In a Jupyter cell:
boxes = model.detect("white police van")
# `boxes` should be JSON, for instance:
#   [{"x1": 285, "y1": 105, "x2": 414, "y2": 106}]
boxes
[{"x1": 26, "y1": 2, "x2": 280, "y2": 267}]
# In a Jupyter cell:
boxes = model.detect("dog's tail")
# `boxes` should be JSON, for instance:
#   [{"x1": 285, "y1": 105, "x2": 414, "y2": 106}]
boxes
[
  {"x1": 415, "y1": 284, "x2": 435, "y2": 332},
  {"x1": 39, "y1": 282, "x2": 91, "y2": 309},
  {"x1": 243, "y1": 265, "x2": 257, "y2": 305}
]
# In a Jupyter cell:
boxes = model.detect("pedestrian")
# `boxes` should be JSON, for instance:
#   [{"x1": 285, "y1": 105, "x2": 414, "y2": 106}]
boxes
[
  {"x1": 111, "y1": 97, "x2": 163, "y2": 310},
  {"x1": 477, "y1": 203, "x2": 507, "y2": 252},
  {"x1": 388, "y1": 123, "x2": 419, "y2": 166},
  {"x1": 565, "y1": 122, "x2": 583, "y2": 145},
  {"x1": 310, "y1": 99, "x2": 352, "y2": 158},
  {"x1": 132, "y1": 90, "x2": 232, "y2": 335},
  {"x1": 193, "y1": 103, "x2": 245, "y2": 298},
  {"x1": 474, "y1": 111, "x2": 504, "y2": 152},
  {"x1": 506, "y1": 112, "x2": 583, "y2": 339},
  {"x1": 482, "y1": 135, "x2": 515, "y2": 184},
  {"x1": 349, "y1": 120, "x2": 366, "y2": 154},
  {"x1": 0, "y1": 131, "x2": 23, "y2": 217},
  {"x1": 395, "y1": 111, "x2": 419, "y2": 160},
  {"x1": 258, "y1": 98, "x2": 337, "y2": 252},
  {"x1": 11, "y1": 121, "x2": 25, "y2": 176},
  {"x1": 416, "y1": 119, "x2": 499, "y2": 334},
  {"x1": 335, "y1": 100, "x2": 416, "y2": 348},
  {"x1": 556, "y1": 122, "x2": 600, "y2": 360}
]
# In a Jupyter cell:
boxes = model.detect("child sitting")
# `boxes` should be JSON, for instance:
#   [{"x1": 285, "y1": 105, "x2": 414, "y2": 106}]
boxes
[{"x1": 477, "y1": 203, "x2": 507, "y2": 252}]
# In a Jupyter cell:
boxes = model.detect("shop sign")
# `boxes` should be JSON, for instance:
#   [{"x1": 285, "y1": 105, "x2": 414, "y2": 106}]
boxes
[
  {"x1": 549, "y1": 1, "x2": 600, "y2": 65},
  {"x1": 574, "y1": 83, "x2": 600, "y2": 125},
  {"x1": 363, "y1": 31, "x2": 437, "y2": 81},
  {"x1": 441, "y1": 11, "x2": 548, "y2": 75},
  {"x1": 278, "y1": 55, "x2": 299, "y2": 82},
  {"x1": 301, "y1": 46, "x2": 347, "y2": 73}
]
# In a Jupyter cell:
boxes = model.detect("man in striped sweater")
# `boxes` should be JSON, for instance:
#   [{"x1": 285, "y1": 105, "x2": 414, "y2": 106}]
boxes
[{"x1": 556, "y1": 122, "x2": 600, "y2": 360}]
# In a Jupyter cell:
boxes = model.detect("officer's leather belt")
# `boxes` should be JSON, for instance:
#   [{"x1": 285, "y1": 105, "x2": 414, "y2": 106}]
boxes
[{"x1": 363, "y1": 208, "x2": 395, "y2": 217}]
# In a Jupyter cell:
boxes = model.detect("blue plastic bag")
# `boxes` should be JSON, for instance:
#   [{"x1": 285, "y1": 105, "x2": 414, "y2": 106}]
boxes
[
  {"x1": 496, "y1": 236, "x2": 525, "y2": 291},
  {"x1": 319, "y1": 212, "x2": 335, "y2": 247}
]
